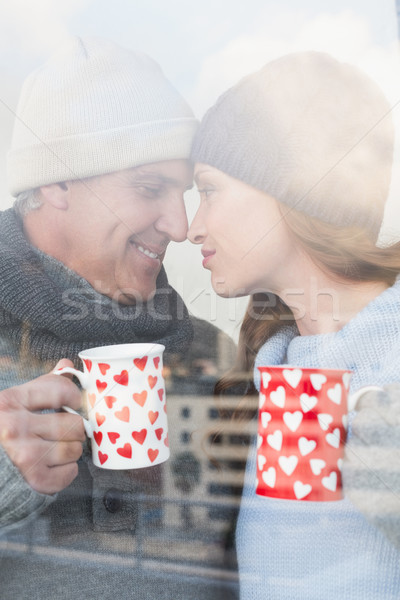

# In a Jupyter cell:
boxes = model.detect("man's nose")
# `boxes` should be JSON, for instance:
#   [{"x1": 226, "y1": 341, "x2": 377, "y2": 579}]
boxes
[{"x1": 155, "y1": 194, "x2": 188, "y2": 242}]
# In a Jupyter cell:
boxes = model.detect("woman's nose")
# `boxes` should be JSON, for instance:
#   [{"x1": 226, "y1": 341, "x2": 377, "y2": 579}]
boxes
[{"x1": 187, "y1": 207, "x2": 206, "y2": 244}]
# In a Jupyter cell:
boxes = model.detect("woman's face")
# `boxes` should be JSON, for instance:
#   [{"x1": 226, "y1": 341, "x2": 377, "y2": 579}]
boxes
[{"x1": 188, "y1": 164, "x2": 300, "y2": 298}]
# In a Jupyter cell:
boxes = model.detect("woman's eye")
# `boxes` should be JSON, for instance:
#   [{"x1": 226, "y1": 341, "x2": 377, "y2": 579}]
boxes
[{"x1": 197, "y1": 187, "x2": 214, "y2": 199}]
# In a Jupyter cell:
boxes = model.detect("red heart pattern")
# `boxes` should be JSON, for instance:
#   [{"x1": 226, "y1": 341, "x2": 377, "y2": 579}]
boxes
[
  {"x1": 148, "y1": 448, "x2": 159, "y2": 463},
  {"x1": 115, "y1": 406, "x2": 130, "y2": 422},
  {"x1": 98, "y1": 451, "x2": 108, "y2": 465},
  {"x1": 96, "y1": 380, "x2": 107, "y2": 393},
  {"x1": 113, "y1": 370, "x2": 129, "y2": 386},
  {"x1": 148, "y1": 410, "x2": 159, "y2": 425},
  {"x1": 104, "y1": 395, "x2": 117, "y2": 409},
  {"x1": 134, "y1": 357, "x2": 148, "y2": 371},
  {"x1": 148, "y1": 375, "x2": 157, "y2": 389},
  {"x1": 132, "y1": 429, "x2": 147, "y2": 445},
  {"x1": 96, "y1": 413, "x2": 106, "y2": 427},
  {"x1": 117, "y1": 443, "x2": 132, "y2": 459},
  {"x1": 98, "y1": 363, "x2": 110, "y2": 375},
  {"x1": 83, "y1": 351, "x2": 168, "y2": 469},
  {"x1": 256, "y1": 366, "x2": 350, "y2": 502},
  {"x1": 107, "y1": 432, "x2": 120, "y2": 444},
  {"x1": 133, "y1": 390, "x2": 147, "y2": 407},
  {"x1": 83, "y1": 359, "x2": 92, "y2": 372}
]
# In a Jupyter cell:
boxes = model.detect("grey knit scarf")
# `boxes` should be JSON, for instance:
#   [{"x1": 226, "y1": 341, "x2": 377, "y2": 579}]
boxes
[{"x1": 0, "y1": 208, "x2": 193, "y2": 366}]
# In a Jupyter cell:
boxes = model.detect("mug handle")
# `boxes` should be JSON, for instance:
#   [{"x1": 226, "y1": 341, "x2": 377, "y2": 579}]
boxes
[
  {"x1": 348, "y1": 385, "x2": 383, "y2": 412},
  {"x1": 54, "y1": 367, "x2": 93, "y2": 437}
]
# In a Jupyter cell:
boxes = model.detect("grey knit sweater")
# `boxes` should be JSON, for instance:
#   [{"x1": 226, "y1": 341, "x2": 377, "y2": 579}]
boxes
[{"x1": 0, "y1": 209, "x2": 238, "y2": 600}]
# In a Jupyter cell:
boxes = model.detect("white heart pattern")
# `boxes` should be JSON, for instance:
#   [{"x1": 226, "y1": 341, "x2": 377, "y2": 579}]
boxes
[
  {"x1": 317, "y1": 413, "x2": 333, "y2": 431},
  {"x1": 326, "y1": 428, "x2": 341, "y2": 449},
  {"x1": 262, "y1": 467, "x2": 276, "y2": 488},
  {"x1": 322, "y1": 471, "x2": 337, "y2": 492},
  {"x1": 342, "y1": 372, "x2": 352, "y2": 389},
  {"x1": 310, "y1": 373, "x2": 327, "y2": 391},
  {"x1": 261, "y1": 372, "x2": 272, "y2": 389},
  {"x1": 298, "y1": 437, "x2": 317, "y2": 456},
  {"x1": 258, "y1": 455, "x2": 267, "y2": 471},
  {"x1": 267, "y1": 430, "x2": 283, "y2": 451},
  {"x1": 256, "y1": 368, "x2": 346, "y2": 501},
  {"x1": 327, "y1": 383, "x2": 342, "y2": 405},
  {"x1": 270, "y1": 386, "x2": 286, "y2": 408},
  {"x1": 282, "y1": 368, "x2": 303, "y2": 389},
  {"x1": 300, "y1": 393, "x2": 318, "y2": 413},
  {"x1": 278, "y1": 455, "x2": 298, "y2": 476},
  {"x1": 261, "y1": 411, "x2": 272, "y2": 429},
  {"x1": 293, "y1": 480, "x2": 312, "y2": 500},
  {"x1": 309, "y1": 458, "x2": 326, "y2": 476},
  {"x1": 257, "y1": 434, "x2": 263, "y2": 449},
  {"x1": 283, "y1": 411, "x2": 303, "y2": 432}
]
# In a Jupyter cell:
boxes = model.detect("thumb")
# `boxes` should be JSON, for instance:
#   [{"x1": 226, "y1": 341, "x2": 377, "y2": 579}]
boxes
[{"x1": 52, "y1": 358, "x2": 75, "y2": 379}]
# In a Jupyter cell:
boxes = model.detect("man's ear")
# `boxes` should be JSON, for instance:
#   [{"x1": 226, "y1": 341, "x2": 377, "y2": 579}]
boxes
[{"x1": 39, "y1": 183, "x2": 69, "y2": 210}]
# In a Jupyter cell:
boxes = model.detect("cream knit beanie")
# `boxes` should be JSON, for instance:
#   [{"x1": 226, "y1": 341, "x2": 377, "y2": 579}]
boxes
[{"x1": 7, "y1": 36, "x2": 197, "y2": 195}]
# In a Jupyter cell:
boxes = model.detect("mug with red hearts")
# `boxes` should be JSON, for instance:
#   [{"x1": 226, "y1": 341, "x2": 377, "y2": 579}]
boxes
[
  {"x1": 256, "y1": 365, "x2": 380, "y2": 501},
  {"x1": 56, "y1": 343, "x2": 168, "y2": 469}
]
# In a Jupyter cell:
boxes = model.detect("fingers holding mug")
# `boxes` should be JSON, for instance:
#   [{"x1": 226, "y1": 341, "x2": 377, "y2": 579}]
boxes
[{"x1": 0, "y1": 366, "x2": 85, "y2": 495}]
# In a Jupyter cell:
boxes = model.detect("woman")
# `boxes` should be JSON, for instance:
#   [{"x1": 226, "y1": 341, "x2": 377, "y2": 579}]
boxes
[{"x1": 188, "y1": 51, "x2": 400, "y2": 599}]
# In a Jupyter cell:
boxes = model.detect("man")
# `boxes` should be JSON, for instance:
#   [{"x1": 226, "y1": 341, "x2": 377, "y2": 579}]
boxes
[{"x1": 0, "y1": 37, "x2": 238, "y2": 599}]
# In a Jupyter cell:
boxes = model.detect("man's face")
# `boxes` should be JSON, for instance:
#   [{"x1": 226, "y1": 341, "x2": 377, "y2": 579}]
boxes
[{"x1": 57, "y1": 160, "x2": 193, "y2": 304}]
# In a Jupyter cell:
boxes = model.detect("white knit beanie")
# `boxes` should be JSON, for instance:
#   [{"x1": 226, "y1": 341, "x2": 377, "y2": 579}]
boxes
[{"x1": 7, "y1": 36, "x2": 198, "y2": 196}]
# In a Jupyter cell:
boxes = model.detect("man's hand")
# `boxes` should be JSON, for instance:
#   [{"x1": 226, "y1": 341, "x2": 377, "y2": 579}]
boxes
[{"x1": 0, "y1": 359, "x2": 85, "y2": 495}]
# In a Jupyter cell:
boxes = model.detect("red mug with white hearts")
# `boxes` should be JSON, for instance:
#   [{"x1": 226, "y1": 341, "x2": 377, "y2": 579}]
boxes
[
  {"x1": 256, "y1": 365, "x2": 380, "y2": 501},
  {"x1": 56, "y1": 343, "x2": 168, "y2": 470}
]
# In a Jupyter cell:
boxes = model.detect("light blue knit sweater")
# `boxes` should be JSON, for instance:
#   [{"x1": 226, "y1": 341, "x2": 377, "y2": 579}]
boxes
[{"x1": 237, "y1": 278, "x2": 400, "y2": 600}]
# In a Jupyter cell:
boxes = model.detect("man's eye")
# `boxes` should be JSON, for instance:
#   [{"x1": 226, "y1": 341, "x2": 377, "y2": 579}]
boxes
[{"x1": 137, "y1": 185, "x2": 161, "y2": 198}]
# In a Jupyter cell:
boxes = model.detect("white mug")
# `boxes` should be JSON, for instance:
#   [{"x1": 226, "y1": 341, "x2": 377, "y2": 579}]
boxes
[{"x1": 56, "y1": 343, "x2": 169, "y2": 470}]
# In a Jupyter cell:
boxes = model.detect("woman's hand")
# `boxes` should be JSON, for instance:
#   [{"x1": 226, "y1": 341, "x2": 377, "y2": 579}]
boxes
[{"x1": 343, "y1": 384, "x2": 400, "y2": 549}]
